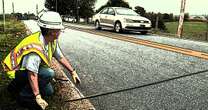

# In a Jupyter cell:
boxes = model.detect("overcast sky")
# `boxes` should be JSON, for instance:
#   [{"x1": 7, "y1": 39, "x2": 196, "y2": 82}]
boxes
[{"x1": 1, "y1": 0, "x2": 208, "y2": 15}]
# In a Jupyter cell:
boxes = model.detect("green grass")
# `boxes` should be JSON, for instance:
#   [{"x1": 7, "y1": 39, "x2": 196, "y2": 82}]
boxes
[
  {"x1": 165, "y1": 21, "x2": 208, "y2": 40},
  {"x1": 0, "y1": 19, "x2": 28, "y2": 109},
  {"x1": 0, "y1": 20, "x2": 26, "y2": 67}
]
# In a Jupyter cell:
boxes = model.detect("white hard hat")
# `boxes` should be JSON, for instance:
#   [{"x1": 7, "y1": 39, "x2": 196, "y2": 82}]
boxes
[{"x1": 38, "y1": 11, "x2": 64, "y2": 29}]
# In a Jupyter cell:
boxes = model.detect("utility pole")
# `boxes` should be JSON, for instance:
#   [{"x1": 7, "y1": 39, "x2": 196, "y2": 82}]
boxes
[
  {"x1": 2, "y1": 0, "x2": 5, "y2": 32},
  {"x1": 177, "y1": 0, "x2": 186, "y2": 38},
  {"x1": 36, "y1": 4, "x2": 38, "y2": 16},
  {"x1": 206, "y1": 20, "x2": 208, "y2": 40},
  {"x1": 76, "y1": 0, "x2": 80, "y2": 22},
  {"x1": 12, "y1": 2, "x2": 14, "y2": 14},
  {"x1": 155, "y1": 14, "x2": 159, "y2": 31},
  {"x1": 56, "y1": 0, "x2": 57, "y2": 12}
]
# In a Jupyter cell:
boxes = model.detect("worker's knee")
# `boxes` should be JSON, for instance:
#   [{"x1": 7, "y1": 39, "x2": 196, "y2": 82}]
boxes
[
  {"x1": 44, "y1": 83, "x2": 54, "y2": 96},
  {"x1": 46, "y1": 68, "x2": 55, "y2": 79},
  {"x1": 39, "y1": 67, "x2": 55, "y2": 79}
]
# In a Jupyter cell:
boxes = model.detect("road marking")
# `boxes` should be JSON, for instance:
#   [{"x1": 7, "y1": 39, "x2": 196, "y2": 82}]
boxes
[{"x1": 65, "y1": 25, "x2": 208, "y2": 60}]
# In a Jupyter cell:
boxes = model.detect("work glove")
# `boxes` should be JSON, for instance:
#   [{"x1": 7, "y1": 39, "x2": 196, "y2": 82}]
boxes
[
  {"x1": 35, "y1": 94, "x2": 48, "y2": 110},
  {"x1": 72, "y1": 70, "x2": 81, "y2": 84}
]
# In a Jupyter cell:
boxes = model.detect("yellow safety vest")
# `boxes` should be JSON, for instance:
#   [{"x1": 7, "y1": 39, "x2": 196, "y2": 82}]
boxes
[{"x1": 2, "y1": 31, "x2": 57, "y2": 79}]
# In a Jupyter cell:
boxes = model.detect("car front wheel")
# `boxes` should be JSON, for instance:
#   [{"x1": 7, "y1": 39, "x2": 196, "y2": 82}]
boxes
[
  {"x1": 114, "y1": 22, "x2": 122, "y2": 33},
  {"x1": 95, "y1": 20, "x2": 101, "y2": 30}
]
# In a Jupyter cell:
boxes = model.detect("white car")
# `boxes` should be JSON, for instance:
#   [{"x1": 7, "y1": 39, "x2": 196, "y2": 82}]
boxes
[
  {"x1": 93, "y1": 7, "x2": 151, "y2": 34},
  {"x1": 62, "y1": 15, "x2": 76, "y2": 23}
]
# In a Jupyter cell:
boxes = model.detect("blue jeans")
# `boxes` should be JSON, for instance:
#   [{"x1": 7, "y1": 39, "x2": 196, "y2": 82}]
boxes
[
  {"x1": 8, "y1": 67, "x2": 55, "y2": 109},
  {"x1": 22, "y1": 67, "x2": 55, "y2": 97},
  {"x1": 8, "y1": 67, "x2": 55, "y2": 98}
]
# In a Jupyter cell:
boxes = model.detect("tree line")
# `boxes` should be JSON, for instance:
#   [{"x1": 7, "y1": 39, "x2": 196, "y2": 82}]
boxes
[
  {"x1": 6, "y1": 0, "x2": 196, "y2": 31},
  {"x1": 0, "y1": 13, "x2": 36, "y2": 21},
  {"x1": 45, "y1": 0, "x2": 96, "y2": 22}
]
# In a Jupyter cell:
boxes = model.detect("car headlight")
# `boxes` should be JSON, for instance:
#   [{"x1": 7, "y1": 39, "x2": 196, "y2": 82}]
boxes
[
  {"x1": 146, "y1": 20, "x2": 151, "y2": 24},
  {"x1": 125, "y1": 18, "x2": 134, "y2": 23},
  {"x1": 144, "y1": 21, "x2": 149, "y2": 23}
]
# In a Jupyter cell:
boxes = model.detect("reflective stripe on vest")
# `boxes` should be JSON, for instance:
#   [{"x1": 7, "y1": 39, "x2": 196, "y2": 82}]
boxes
[{"x1": 10, "y1": 43, "x2": 48, "y2": 70}]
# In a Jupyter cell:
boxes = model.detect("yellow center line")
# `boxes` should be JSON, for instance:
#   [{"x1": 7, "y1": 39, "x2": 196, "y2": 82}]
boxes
[{"x1": 66, "y1": 25, "x2": 208, "y2": 60}]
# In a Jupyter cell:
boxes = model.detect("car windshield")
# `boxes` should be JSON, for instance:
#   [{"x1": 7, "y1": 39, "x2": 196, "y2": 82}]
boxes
[{"x1": 115, "y1": 8, "x2": 138, "y2": 16}]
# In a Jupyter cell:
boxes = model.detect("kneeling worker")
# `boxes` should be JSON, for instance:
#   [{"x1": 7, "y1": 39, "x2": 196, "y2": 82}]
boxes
[{"x1": 2, "y1": 11, "x2": 80, "y2": 110}]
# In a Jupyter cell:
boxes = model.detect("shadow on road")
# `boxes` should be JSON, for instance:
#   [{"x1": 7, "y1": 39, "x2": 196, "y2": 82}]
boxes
[{"x1": 96, "y1": 28, "x2": 151, "y2": 36}]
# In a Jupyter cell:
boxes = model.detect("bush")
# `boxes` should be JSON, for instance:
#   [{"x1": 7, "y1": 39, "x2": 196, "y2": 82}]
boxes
[{"x1": 144, "y1": 12, "x2": 167, "y2": 31}]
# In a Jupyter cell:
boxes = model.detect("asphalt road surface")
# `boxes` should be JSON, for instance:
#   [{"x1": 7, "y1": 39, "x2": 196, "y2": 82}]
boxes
[{"x1": 59, "y1": 28, "x2": 208, "y2": 110}]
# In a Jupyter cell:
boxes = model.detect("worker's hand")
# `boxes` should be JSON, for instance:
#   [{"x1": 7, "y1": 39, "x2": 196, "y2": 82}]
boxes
[
  {"x1": 35, "y1": 94, "x2": 48, "y2": 110},
  {"x1": 72, "y1": 70, "x2": 81, "y2": 84}
]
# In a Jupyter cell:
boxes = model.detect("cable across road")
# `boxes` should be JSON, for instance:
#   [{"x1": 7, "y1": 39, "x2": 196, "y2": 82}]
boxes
[
  {"x1": 65, "y1": 69, "x2": 208, "y2": 102},
  {"x1": 63, "y1": 24, "x2": 208, "y2": 102}
]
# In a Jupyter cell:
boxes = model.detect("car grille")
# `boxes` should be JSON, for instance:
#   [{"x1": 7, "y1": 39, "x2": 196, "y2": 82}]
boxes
[{"x1": 133, "y1": 20, "x2": 149, "y2": 23}]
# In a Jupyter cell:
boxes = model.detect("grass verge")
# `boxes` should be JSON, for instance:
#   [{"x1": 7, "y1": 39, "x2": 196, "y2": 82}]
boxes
[
  {"x1": 0, "y1": 19, "x2": 28, "y2": 109},
  {"x1": 164, "y1": 21, "x2": 208, "y2": 41}
]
